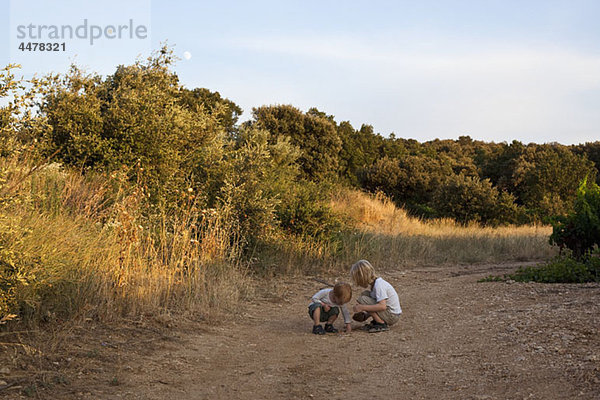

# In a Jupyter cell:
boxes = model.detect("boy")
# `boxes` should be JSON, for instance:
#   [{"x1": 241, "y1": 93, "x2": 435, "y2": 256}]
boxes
[
  {"x1": 350, "y1": 259, "x2": 402, "y2": 333},
  {"x1": 308, "y1": 282, "x2": 352, "y2": 335}
]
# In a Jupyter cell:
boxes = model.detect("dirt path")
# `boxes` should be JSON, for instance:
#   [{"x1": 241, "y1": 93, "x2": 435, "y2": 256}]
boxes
[{"x1": 3, "y1": 262, "x2": 600, "y2": 399}]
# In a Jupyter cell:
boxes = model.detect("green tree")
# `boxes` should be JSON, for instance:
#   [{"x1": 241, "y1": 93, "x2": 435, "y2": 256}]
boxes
[
  {"x1": 178, "y1": 88, "x2": 242, "y2": 135},
  {"x1": 41, "y1": 66, "x2": 108, "y2": 167},
  {"x1": 0, "y1": 64, "x2": 50, "y2": 156},
  {"x1": 362, "y1": 154, "x2": 453, "y2": 216},
  {"x1": 251, "y1": 105, "x2": 342, "y2": 181},
  {"x1": 573, "y1": 142, "x2": 600, "y2": 184},
  {"x1": 432, "y1": 173, "x2": 522, "y2": 225},
  {"x1": 512, "y1": 145, "x2": 596, "y2": 219},
  {"x1": 550, "y1": 178, "x2": 600, "y2": 259},
  {"x1": 218, "y1": 127, "x2": 301, "y2": 245},
  {"x1": 338, "y1": 122, "x2": 384, "y2": 186},
  {"x1": 39, "y1": 48, "x2": 225, "y2": 202}
]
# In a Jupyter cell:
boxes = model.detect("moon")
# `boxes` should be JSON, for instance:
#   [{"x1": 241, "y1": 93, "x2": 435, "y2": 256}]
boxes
[{"x1": 183, "y1": 51, "x2": 192, "y2": 60}]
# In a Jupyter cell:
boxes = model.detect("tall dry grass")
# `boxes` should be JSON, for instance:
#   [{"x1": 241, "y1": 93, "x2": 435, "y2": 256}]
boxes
[
  {"x1": 241, "y1": 189, "x2": 556, "y2": 276},
  {"x1": 0, "y1": 156, "x2": 249, "y2": 325},
  {"x1": 329, "y1": 189, "x2": 556, "y2": 270}
]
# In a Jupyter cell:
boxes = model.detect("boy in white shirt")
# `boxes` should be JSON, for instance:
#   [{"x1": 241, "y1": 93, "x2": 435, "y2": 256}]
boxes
[
  {"x1": 308, "y1": 282, "x2": 352, "y2": 335},
  {"x1": 350, "y1": 259, "x2": 402, "y2": 333}
]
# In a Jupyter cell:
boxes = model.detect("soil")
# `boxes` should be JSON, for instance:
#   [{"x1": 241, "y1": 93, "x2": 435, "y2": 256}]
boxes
[{"x1": 1, "y1": 262, "x2": 599, "y2": 399}]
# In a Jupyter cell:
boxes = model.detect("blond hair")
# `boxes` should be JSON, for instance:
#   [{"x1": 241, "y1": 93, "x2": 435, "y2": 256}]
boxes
[
  {"x1": 350, "y1": 259, "x2": 376, "y2": 288},
  {"x1": 333, "y1": 282, "x2": 352, "y2": 304}
]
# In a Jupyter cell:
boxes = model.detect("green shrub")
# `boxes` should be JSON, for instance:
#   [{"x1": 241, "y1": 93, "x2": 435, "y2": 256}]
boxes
[
  {"x1": 277, "y1": 181, "x2": 345, "y2": 242},
  {"x1": 38, "y1": 48, "x2": 226, "y2": 204},
  {"x1": 251, "y1": 105, "x2": 342, "y2": 181},
  {"x1": 362, "y1": 155, "x2": 452, "y2": 212},
  {"x1": 217, "y1": 128, "x2": 300, "y2": 246},
  {"x1": 550, "y1": 178, "x2": 600, "y2": 259},
  {"x1": 432, "y1": 173, "x2": 523, "y2": 225},
  {"x1": 513, "y1": 145, "x2": 596, "y2": 218},
  {"x1": 508, "y1": 256, "x2": 600, "y2": 283}
]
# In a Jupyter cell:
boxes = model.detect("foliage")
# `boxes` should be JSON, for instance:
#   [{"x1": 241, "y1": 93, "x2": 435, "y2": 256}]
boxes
[
  {"x1": 361, "y1": 155, "x2": 453, "y2": 216},
  {"x1": 0, "y1": 64, "x2": 50, "y2": 156},
  {"x1": 550, "y1": 178, "x2": 600, "y2": 259},
  {"x1": 217, "y1": 128, "x2": 300, "y2": 246},
  {"x1": 276, "y1": 181, "x2": 345, "y2": 241},
  {"x1": 251, "y1": 105, "x2": 342, "y2": 181},
  {"x1": 512, "y1": 145, "x2": 596, "y2": 219},
  {"x1": 338, "y1": 123, "x2": 384, "y2": 186},
  {"x1": 508, "y1": 256, "x2": 600, "y2": 283},
  {"x1": 432, "y1": 173, "x2": 523, "y2": 225},
  {"x1": 178, "y1": 87, "x2": 242, "y2": 135},
  {"x1": 39, "y1": 48, "x2": 225, "y2": 204},
  {"x1": 573, "y1": 142, "x2": 600, "y2": 184}
]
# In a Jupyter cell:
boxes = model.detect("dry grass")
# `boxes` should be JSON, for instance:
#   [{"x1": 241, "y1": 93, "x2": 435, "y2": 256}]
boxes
[
  {"x1": 330, "y1": 189, "x2": 556, "y2": 269},
  {"x1": 0, "y1": 155, "x2": 558, "y2": 326},
  {"x1": 0, "y1": 156, "x2": 250, "y2": 326}
]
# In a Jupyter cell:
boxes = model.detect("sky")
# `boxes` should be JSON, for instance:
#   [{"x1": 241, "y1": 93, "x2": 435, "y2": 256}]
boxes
[{"x1": 2, "y1": 0, "x2": 600, "y2": 144}]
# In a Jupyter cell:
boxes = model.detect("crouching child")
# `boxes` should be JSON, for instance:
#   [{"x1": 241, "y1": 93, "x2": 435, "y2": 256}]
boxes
[
  {"x1": 308, "y1": 282, "x2": 353, "y2": 335},
  {"x1": 350, "y1": 259, "x2": 402, "y2": 333}
]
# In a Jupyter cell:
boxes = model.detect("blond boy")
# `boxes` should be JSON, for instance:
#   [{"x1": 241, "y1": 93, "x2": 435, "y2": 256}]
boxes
[{"x1": 350, "y1": 260, "x2": 402, "y2": 333}]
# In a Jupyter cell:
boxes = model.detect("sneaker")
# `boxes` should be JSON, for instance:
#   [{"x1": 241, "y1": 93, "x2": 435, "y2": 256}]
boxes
[
  {"x1": 312, "y1": 325, "x2": 325, "y2": 335},
  {"x1": 324, "y1": 324, "x2": 338, "y2": 333},
  {"x1": 367, "y1": 322, "x2": 389, "y2": 333},
  {"x1": 352, "y1": 312, "x2": 369, "y2": 322}
]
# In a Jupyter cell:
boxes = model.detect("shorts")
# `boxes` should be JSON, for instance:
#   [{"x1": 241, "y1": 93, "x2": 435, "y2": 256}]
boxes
[
  {"x1": 357, "y1": 290, "x2": 401, "y2": 325},
  {"x1": 308, "y1": 303, "x2": 339, "y2": 322}
]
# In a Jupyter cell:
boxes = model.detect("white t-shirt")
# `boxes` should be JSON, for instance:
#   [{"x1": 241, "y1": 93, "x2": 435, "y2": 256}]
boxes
[
  {"x1": 310, "y1": 288, "x2": 352, "y2": 324},
  {"x1": 371, "y1": 277, "x2": 402, "y2": 314}
]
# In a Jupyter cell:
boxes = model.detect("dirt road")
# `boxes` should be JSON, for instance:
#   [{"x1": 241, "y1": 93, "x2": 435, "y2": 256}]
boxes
[{"x1": 3, "y1": 262, "x2": 599, "y2": 399}]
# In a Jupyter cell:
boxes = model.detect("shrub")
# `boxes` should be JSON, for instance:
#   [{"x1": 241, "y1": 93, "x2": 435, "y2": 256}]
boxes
[
  {"x1": 550, "y1": 178, "x2": 600, "y2": 259},
  {"x1": 38, "y1": 48, "x2": 225, "y2": 204},
  {"x1": 277, "y1": 181, "x2": 345, "y2": 242},
  {"x1": 508, "y1": 256, "x2": 600, "y2": 283},
  {"x1": 432, "y1": 173, "x2": 523, "y2": 225},
  {"x1": 362, "y1": 155, "x2": 452, "y2": 213},
  {"x1": 513, "y1": 145, "x2": 596, "y2": 218},
  {"x1": 251, "y1": 105, "x2": 342, "y2": 181},
  {"x1": 1, "y1": 65, "x2": 49, "y2": 157},
  {"x1": 217, "y1": 128, "x2": 300, "y2": 247}
]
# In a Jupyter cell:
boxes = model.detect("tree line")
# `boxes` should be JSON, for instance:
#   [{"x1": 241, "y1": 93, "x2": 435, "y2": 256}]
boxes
[{"x1": 2, "y1": 47, "x2": 599, "y2": 239}]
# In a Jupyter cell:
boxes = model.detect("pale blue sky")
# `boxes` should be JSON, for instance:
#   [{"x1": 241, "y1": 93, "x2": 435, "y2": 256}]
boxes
[{"x1": 2, "y1": 0, "x2": 600, "y2": 144}]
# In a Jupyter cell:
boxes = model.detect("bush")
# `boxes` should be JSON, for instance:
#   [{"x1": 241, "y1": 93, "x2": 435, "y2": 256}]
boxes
[
  {"x1": 276, "y1": 181, "x2": 345, "y2": 242},
  {"x1": 513, "y1": 145, "x2": 596, "y2": 218},
  {"x1": 217, "y1": 128, "x2": 300, "y2": 247},
  {"x1": 251, "y1": 105, "x2": 342, "y2": 181},
  {"x1": 508, "y1": 256, "x2": 600, "y2": 283},
  {"x1": 432, "y1": 173, "x2": 523, "y2": 225},
  {"x1": 39, "y1": 48, "x2": 225, "y2": 204},
  {"x1": 362, "y1": 155, "x2": 452, "y2": 212},
  {"x1": 550, "y1": 178, "x2": 600, "y2": 259}
]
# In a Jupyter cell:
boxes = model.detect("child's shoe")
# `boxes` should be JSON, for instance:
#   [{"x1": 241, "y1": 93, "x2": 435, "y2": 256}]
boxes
[
  {"x1": 312, "y1": 325, "x2": 325, "y2": 335},
  {"x1": 362, "y1": 321, "x2": 375, "y2": 331},
  {"x1": 324, "y1": 323, "x2": 338, "y2": 333},
  {"x1": 367, "y1": 321, "x2": 389, "y2": 333}
]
